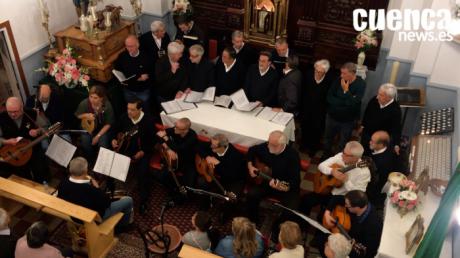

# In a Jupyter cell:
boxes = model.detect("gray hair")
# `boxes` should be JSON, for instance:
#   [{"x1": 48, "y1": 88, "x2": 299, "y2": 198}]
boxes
[
  {"x1": 275, "y1": 36, "x2": 288, "y2": 46},
  {"x1": 344, "y1": 141, "x2": 364, "y2": 158},
  {"x1": 150, "y1": 20, "x2": 165, "y2": 32},
  {"x1": 328, "y1": 233, "x2": 352, "y2": 258},
  {"x1": 270, "y1": 130, "x2": 288, "y2": 145},
  {"x1": 314, "y1": 59, "x2": 330, "y2": 73},
  {"x1": 69, "y1": 157, "x2": 88, "y2": 177},
  {"x1": 379, "y1": 83, "x2": 397, "y2": 99},
  {"x1": 168, "y1": 41, "x2": 185, "y2": 55},
  {"x1": 232, "y1": 30, "x2": 244, "y2": 40},
  {"x1": 341, "y1": 62, "x2": 357, "y2": 74},
  {"x1": 0, "y1": 208, "x2": 9, "y2": 230},
  {"x1": 189, "y1": 44, "x2": 205, "y2": 57},
  {"x1": 211, "y1": 133, "x2": 229, "y2": 148}
]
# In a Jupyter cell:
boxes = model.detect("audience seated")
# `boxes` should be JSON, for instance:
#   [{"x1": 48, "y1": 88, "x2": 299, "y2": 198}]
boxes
[
  {"x1": 271, "y1": 37, "x2": 293, "y2": 77},
  {"x1": 215, "y1": 217, "x2": 264, "y2": 258},
  {"x1": 269, "y1": 221, "x2": 304, "y2": 258},
  {"x1": 323, "y1": 62, "x2": 366, "y2": 158},
  {"x1": 58, "y1": 157, "x2": 133, "y2": 227},
  {"x1": 232, "y1": 30, "x2": 258, "y2": 67},
  {"x1": 215, "y1": 47, "x2": 247, "y2": 96},
  {"x1": 75, "y1": 86, "x2": 114, "y2": 162},
  {"x1": 275, "y1": 55, "x2": 302, "y2": 117},
  {"x1": 300, "y1": 59, "x2": 334, "y2": 156},
  {"x1": 182, "y1": 211, "x2": 213, "y2": 251},
  {"x1": 324, "y1": 233, "x2": 352, "y2": 258},
  {"x1": 155, "y1": 41, "x2": 189, "y2": 103},
  {"x1": 15, "y1": 221, "x2": 70, "y2": 258},
  {"x1": 244, "y1": 51, "x2": 279, "y2": 107},
  {"x1": 0, "y1": 208, "x2": 16, "y2": 258},
  {"x1": 139, "y1": 20, "x2": 171, "y2": 71},
  {"x1": 360, "y1": 83, "x2": 402, "y2": 155},
  {"x1": 186, "y1": 44, "x2": 215, "y2": 92}
]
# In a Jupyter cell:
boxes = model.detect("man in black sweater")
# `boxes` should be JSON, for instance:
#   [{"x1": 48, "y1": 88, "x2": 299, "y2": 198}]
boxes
[
  {"x1": 271, "y1": 37, "x2": 293, "y2": 77},
  {"x1": 155, "y1": 41, "x2": 189, "y2": 103},
  {"x1": 111, "y1": 98, "x2": 156, "y2": 213},
  {"x1": 323, "y1": 62, "x2": 366, "y2": 158},
  {"x1": 244, "y1": 51, "x2": 279, "y2": 106},
  {"x1": 156, "y1": 118, "x2": 198, "y2": 188},
  {"x1": 246, "y1": 130, "x2": 300, "y2": 223},
  {"x1": 186, "y1": 44, "x2": 215, "y2": 92},
  {"x1": 114, "y1": 35, "x2": 153, "y2": 113},
  {"x1": 139, "y1": 20, "x2": 171, "y2": 72},
  {"x1": 275, "y1": 55, "x2": 302, "y2": 117},
  {"x1": 175, "y1": 16, "x2": 207, "y2": 57},
  {"x1": 232, "y1": 30, "x2": 258, "y2": 67},
  {"x1": 215, "y1": 47, "x2": 247, "y2": 96},
  {"x1": 361, "y1": 83, "x2": 402, "y2": 155},
  {"x1": 58, "y1": 157, "x2": 133, "y2": 227}
]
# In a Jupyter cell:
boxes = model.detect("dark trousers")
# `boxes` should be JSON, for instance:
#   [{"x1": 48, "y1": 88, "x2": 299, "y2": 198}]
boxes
[
  {"x1": 134, "y1": 155, "x2": 152, "y2": 205},
  {"x1": 323, "y1": 115, "x2": 355, "y2": 156},
  {"x1": 0, "y1": 146, "x2": 49, "y2": 183},
  {"x1": 300, "y1": 192, "x2": 332, "y2": 217},
  {"x1": 301, "y1": 111, "x2": 326, "y2": 152}
]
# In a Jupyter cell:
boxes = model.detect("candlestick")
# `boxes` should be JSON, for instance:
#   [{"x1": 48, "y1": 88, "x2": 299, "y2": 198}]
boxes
[{"x1": 389, "y1": 61, "x2": 400, "y2": 85}]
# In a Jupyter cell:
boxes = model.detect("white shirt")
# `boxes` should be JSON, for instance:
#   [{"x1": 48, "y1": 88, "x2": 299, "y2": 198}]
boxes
[
  {"x1": 259, "y1": 66, "x2": 270, "y2": 76},
  {"x1": 318, "y1": 152, "x2": 370, "y2": 195},
  {"x1": 379, "y1": 98, "x2": 394, "y2": 109},
  {"x1": 130, "y1": 111, "x2": 144, "y2": 125},
  {"x1": 314, "y1": 74, "x2": 326, "y2": 84},
  {"x1": 234, "y1": 43, "x2": 244, "y2": 54},
  {"x1": 41, "y1": 102, "x2": 49, "y2": 111},
  {"x1": 69, "y1": 177, "x2": 91, "y2": 184},
  {"x1": 283, "y1": 68, "x2": 292, "y2": 75},
  {"x1": 224, "y1": 59, "x2": 236, "y2": 73},
  {"x1": 130, "y1": 50, "x2": 140, "y2": 58},
  {"x1": 269, "y1": 245, "x2": 304, "y2": 258},
  {"x1": 372, "y1": 146, "x2": 387, "y2": 155},
  {"x1": 216, "y1": 145, "x2": 229, "y2": 157},
  {"x1": 152, "y1": 34, "x2": 162, "y2": 49}
]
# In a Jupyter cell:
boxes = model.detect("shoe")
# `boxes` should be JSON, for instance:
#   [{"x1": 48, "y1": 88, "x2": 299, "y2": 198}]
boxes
[{"x1": 139, "y1": 203, "x2": 147, "y2": 214}]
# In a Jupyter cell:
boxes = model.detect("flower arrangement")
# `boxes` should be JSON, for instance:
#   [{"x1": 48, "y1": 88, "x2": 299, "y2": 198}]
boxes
[
  {"x1": 390, "y1": 179, "x2": 418, "y2": 217},
  {"x1": 172, "y1": 0, "x2": 193, "y2": 19},
  {"x1": 354, "y1": 29, "x2": 378, "y2": 53},
  {"x1": 39, "y1": 43, "x2": 90, "y2": 89}
]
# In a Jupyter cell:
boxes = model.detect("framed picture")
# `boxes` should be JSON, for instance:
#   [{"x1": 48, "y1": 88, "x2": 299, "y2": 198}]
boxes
[
  {"x1": 405, "y1": 214, "x2": 425, "y2": 254},
  {"x1": 0, "y1": 20, "x2": 29, "y2": 104}
]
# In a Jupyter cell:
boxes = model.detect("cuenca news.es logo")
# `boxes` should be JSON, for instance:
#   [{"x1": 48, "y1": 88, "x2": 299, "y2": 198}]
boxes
[{"x1": 353, "y1": 9, "x2": 458, "y2": 42}]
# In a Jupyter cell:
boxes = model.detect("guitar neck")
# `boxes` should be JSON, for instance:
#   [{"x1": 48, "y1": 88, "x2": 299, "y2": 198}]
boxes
[
  {"x1": 210, "y1": 173, "x2": 227, "y2": 195},
  {"x1": 336, "y1": 222, "x2": 353, "y2": 241},
  {"x1": 339, "y1": 164, "x2": 357, "y2": 173},
  {"x1": 257, "y1": 171, "x2": 273, "y2": 181}
]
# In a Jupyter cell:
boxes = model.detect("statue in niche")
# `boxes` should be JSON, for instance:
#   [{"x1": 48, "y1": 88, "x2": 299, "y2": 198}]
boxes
[{"x1": 255, "y1": 0, "x2": 275, "y2": 33}]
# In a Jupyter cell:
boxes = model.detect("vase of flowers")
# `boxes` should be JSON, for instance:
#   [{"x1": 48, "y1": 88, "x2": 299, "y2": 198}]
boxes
[
  {"x1": 390, "y1": 179, "x2": 418, "y2": 218},
  {"x1": 354, "y1": 29, "x2": 378, "y2": 67},
  {"x1": 38, "y1": 43, "x2": 90, "y2": 89}
]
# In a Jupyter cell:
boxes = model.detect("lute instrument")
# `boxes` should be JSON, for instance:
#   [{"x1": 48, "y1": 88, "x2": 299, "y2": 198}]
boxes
[
  {"x1": 114, "y1": 125, "x2": 139, "y2": 153},
  {"x1": 0, "y1": 122, "x2": 62, "y2": 166},
  {"x1": 160, "y1": 145, "x2": 187, "y2": 195},
  {"x1": 253, "y1": 158, "x2": 290, "y2": 192}
]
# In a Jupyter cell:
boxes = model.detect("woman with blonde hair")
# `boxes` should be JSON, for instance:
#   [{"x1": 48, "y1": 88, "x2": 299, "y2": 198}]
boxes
[
  {"x1": 215, "y1": 217, "x2": 264, "y2": 258},
  {"x1": 269, "y1": 221, "x2": 304, "y2": 258}
]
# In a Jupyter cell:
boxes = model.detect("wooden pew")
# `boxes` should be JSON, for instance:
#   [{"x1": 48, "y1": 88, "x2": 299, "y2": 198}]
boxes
[
  {"x1": 178, "y1": 244, "x2": 222, "y2": 258},
  {"x1": 0, "y1": 176, "x2": 122, "y2": 258}
]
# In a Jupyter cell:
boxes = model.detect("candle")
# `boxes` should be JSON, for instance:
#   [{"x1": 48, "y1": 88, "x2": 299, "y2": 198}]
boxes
[
  {"x1": 80, "y1": 15, "x2": 88, "y2": 32},
  {"x1": 389, "y1": 61, "x2": 400, "y2": 85},
  {"x1": 90, "y1": 6, "x2": 97, "y2": 21}
]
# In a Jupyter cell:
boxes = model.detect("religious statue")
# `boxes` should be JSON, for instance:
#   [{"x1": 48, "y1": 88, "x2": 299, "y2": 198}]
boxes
[{"x1": 255, "y1": 0, "x2": 275, "y2": 33}]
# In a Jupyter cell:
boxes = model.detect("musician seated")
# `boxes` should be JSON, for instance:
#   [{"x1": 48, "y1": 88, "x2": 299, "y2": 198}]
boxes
[
  {"x1": 75, "y1": 86, "x2": 114, "y2": 163},
  {"x1": 246, "y1": 130, "x2": 300, "y2": 223},
  {"x1": 111, "y1": 98, "x2": 156, "y2": 213},
  {"x1": 324, "y1": 233, "x2": 352, "y2": 258},
  {"x1": 300, "y1": 141, "x2": 370, "y2": 217},
  {"x1": 58, "y1": 157, "x2": 133, "y2": 228},
  {"x1": 269, "y1": 221, "x2": 304, "y2": 258},
  {"x1": 322, "y1": 190, "x2": 382, "y2": 258},
  {"x1": 156, "y1": 118, "x2": 198, "y2": 188},
  {"x1": 0, "y1": 97, "x2": 49, "y2": 182},
  {"x1": 196, "y1": 134, "x2": 247, "y2": 210}
]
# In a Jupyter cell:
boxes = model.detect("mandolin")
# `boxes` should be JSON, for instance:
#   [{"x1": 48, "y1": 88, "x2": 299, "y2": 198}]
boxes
[
  {"x1": 313, "y1": 158, "x2": 369, "y2": 195},
  {"x1": 253, "y1": 158, "x2": 290, "y2": 192},
  {"x1": 0, "y1": 122, "x2": 62, "y2": 166},
  {"x1": 114, "y1": 125, "x2": 138, "y2": 153},
  {"x1": 160, "y1": 145, "x2": 186, "y2": 195},
  {"x1": 81, "y1": 117, "x2": 95, "y2": 134},
  {"x1": 195, "y1": 154, "x2": 237, "y2": 201}
]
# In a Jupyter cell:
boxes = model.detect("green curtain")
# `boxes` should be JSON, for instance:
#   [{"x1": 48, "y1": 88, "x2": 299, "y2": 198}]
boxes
[{"x1": 414, "y1": 163, "x2": 460, "y2": 258}]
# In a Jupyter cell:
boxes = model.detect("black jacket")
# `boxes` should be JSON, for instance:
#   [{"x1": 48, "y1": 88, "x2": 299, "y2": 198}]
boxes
[
  {"x1": 244, "y1": 64, "x2": 279, "y2": 106},
  {"x1": 187, "y1": 58, "x2": 216, "y2": 92},
  {"x1": 278, "y1": 69, "x2": 302, "y2": 116},
  {"x1": 139, "y1": 32, "x2": 171, "y2": 68},
  {"x1": 215, "y1": 59, "x2": 247, "y2": 96},
  {"x1": 114, "y1": 50, "x2": 153, "y2": 92},
  {"x1": 155, "y1": 56, "x2": 189, "y2": 100}
]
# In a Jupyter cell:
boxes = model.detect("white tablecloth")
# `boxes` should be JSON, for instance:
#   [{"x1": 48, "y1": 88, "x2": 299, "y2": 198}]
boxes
[
  {"x1": 376, "y1": 186, "x2": 452, "y2": 258},
  {"x1": 160, "y1": 103, "x2": 295, "y2": 147}
]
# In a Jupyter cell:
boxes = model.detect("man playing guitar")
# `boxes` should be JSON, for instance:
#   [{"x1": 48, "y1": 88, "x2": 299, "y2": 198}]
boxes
[
  {"x1": 111, "y1": 98, "x2": 156, "y2": 213},
  {"x1": 246, "y1": 130, "x2": 300, "y2": 224},
  {"x1": 0, "y1": 97, "x2": 49, "y2": 182}
]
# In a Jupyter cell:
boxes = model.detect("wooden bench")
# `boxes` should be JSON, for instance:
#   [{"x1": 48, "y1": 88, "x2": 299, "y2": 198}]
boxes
[
  {"x1": 178, "y1": 244, "x2": 222, "y2": 258},
  {"x1": 0, "y1": 176, "x2": 122, "y2": 258}
]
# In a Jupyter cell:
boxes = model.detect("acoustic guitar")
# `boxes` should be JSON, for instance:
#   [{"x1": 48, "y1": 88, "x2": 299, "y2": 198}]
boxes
[
  {"x1": 195, "y1": 154, "x2": 237, "y2": 201},
  {"x1": 253, "y1": 158, "x2": 290, "y2": 192},
  {"x1": 323, "y1": 205, "x2": 367, "y2": 256},
  {"x1": 0, "y1": 122, "x2": 62, "y2": 166},
  {"x1": 313, "y1": 159, "x2": 369, "y2": 195},
  {"x1": 81, "y1": 117, "x2": 95, "y2": 134},
  {"x1": 160, "y1": 146, "x2": 187, "y2": 195},
  {"x1": 114, "y1": 125, "x2": 138, "y2": 153}
]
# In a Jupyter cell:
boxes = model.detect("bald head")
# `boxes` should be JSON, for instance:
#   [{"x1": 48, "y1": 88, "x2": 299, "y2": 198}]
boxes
[
  {"x1": 370, "y1": 130, "x2": 390, "y2": 151},
  {"x1": 268, "y1": 130, "x2": 287, "y2": 154},
  {"x1": 6, "y1": 97, "x2": 23, "y2": 120},
  {"x1": 125, "y1": 35, "x2": 139, "y2": 56}
]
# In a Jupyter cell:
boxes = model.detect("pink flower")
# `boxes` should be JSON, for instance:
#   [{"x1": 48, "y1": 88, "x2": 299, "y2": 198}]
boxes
[
  {"x1": 407, "y1": 204, "x2": 415, "y2": 210},
  {"x1": 62, "y1": 48, "x2": 70, "y2": 56},
  {"x1": 390, "y1": 191, "x2": 400, "y2": 203},
  {"x1": 83, "y1": 74, "x2": 90, "y2": 81},
  {"x1": 398, "y1": 200, "x2": 405, "y2": 207},
  {"x1": 71, "y1": 69, "x2": 80, "y2": 80}
]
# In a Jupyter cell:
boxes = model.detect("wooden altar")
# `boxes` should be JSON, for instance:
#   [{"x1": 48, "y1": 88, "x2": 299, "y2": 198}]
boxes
[{"x1": 54, "y1": 20, "x2": 135, "y2": 83}]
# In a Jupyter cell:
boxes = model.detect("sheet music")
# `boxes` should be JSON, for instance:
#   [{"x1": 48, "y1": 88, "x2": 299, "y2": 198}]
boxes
[
  {"x1": 202, "y1": 87, "x2": 216, "y2": 102},
  {"x1": 230, "y1": 89, "x2": 259, "y2": 111},
  {"x1": 45, "y1": 135, "x2": 77, "y2": 167},
  {"x1": 110, "y1": 153, "x2": 131, "y2": 182},
  {"x1": 93, "y1": 147, "x2": 130, "y2": 182},
  {"x1": 184, "y1": 91, "x2": 204, "y2": 103},
  {"x1": 256, "y1": 107, "x2": 278, "y2": 121},
  {"x1": 214, "y1": 95, "x2": 232, "y2": 108},
  {"x1": 275, "y1": 203, "x2": 331, "y2": 234},
  {"x1": 93, "y1": 147, "x2": 114, "y2": 176},
  {"x1": 271, "y1": 112, "x2": 294, "y2": 126},
  {"x1": 112, "y1": 69, "x2": 135, "y2": 83},
  {"x1": 161, "y1": 100, "x2": 182, "y2": 114},
  {"x1": 183, "y1": 35, "x2": 199, "y2": 40},
  {"x1": 177, "y1": 100, "x2": 197, "y2": 110}
]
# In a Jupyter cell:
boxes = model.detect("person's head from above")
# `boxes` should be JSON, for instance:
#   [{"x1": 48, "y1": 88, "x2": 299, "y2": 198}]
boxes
[
  {"x1": 342, "y1": 141, "x2": 364, "y2": 165},
  {"x1": 275, "y1": 37, "x2": 288, "y2": 57},
  {"x1": 68, "y1": 156, "x2": 89, "y2": 179},
  {"x1": 340, "y1": 62, "x2": 357, "y2": 82},
  {"x1": 125, "y1": 35, "x2": 140, "y2": 56},
  {"x1": 314, "y1": 59, "x2": 330, "y2": 80},
  {"x1": 26, "y1": 221, "x2": 50, "y2": 249},
  {"x1": 127, "y1": 98, "x2": 143, "y2": 120},
  {"x1": 345, "y1": 190, "x2": 369, "y2": 216},
  {"x1": 0, "y1": 208, "x2": 10, "y2": 231},
  {"x1": 192, "y1": 211, "x2": 212, "y2": 232},
  {"x1": 176, "y1": 16, "x2": 193, "y2": 33},
  {"x1": 369, "y1": 130, "x2": 390, "y2": 152},
  {"x1": 88, "y1": 85, "x2": 106, "y2": 107},
  {"x1": 174, "y1": 117, "x2": 191, "y2": 137},
  {"x1": 285, "y1": 54, "x2": 299, "y2": 71},
  {"x1": 278, "y1": 221, "x2": 301, "y2": 250},
  {"x1": 258, "y1": 51, "x2": 272, "y2": 72},
  {"x1": 189, "y1": 44, "x2": 204, "y2": 64},
  {"x1": 168, "y1": 41, "x2": 185, "y2": 63},
  {"x1": 268, "y1": 130, "x2": 287, "y2": 155},
  {"x1": 324, "y1": 233, "x2": 352, "y2": 258},
  {"x1": 210, "y1": 133, "x2": 229, "y2": 155},
  {"x1": 6, "y1": 97, "x2": 24, "y2": 120},
  {"x1": 377, "y1": 83, "x2": 397, "y2": 106},
  {"x1": 222, "y1": 47, "x2": 237, "y2": 67},
  {"x1": 232, "y1": 30, "x2": 245, "y2": 50},
  {"x1": 38, "y1": 84, "x2": 52, "y2": 103},
  {"x1": 231, "y1": 217, "x2": 258, "y2": 257},
  {"x1": 151, "y1": 20, "x2": 166, "y2": 39}
]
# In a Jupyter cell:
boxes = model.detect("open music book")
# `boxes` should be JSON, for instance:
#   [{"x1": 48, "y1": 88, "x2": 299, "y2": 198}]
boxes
[
  {"x1": 93, "y1": 147, "x2": 130, "y2": 182},
  {"x1": 185, "y1": 87, "x2": 216, "y2": 103},
  {"x1": 213, "y1": 95, "x2": 232, "y2": 108},
  {"x1": 230, "y1": 89, "x2": 259, "y2": 112},
  {"x1": 256, "y1": 107, "x2": 294, "y2": 126},
  {"x1": 161, "y1": 98, "x2": 197, "y2": 114},
  {"x1": 274, "y1": 203, "x2": 331, "y2": 234},
  {"x1": 45, "y1": 135, "x2": 77, "y2": 168},
  {"x1": 112, "y1": 69, "x2": 136, "y2": 83}
]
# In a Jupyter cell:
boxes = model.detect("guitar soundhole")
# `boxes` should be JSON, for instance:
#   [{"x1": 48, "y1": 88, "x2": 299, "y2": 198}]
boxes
[{"x1": 6, "y1": 151, "x2": 18, "y2": 161}]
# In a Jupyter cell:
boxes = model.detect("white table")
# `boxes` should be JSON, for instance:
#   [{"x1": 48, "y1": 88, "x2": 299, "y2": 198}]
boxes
[
  {"x1": 160, "y1": 103, "x2": 295, "y2": 147},
  {"x1": 376, "y1": 186, "x2": 452, "y2": 258}
]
